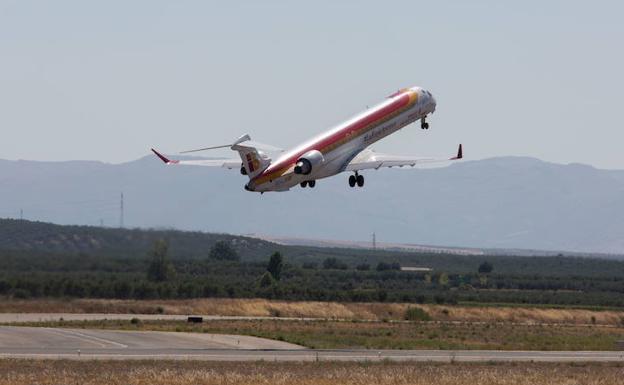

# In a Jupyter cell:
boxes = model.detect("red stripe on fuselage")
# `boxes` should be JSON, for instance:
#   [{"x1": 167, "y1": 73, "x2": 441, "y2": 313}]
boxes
[{"x1": 254, "y1": 92, "x2": 413, "y2": 183}]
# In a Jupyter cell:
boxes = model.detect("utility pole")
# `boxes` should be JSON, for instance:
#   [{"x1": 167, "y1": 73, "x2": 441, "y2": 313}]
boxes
[
  {"x1": 372, "y1": 232, "x2": 376, "y2": 250},
  {"x1": 20, "y1": 209, "x2": 23, "y2": 220},
  {"x1": 120, "y1": 193, "x2": 124, "y2": 228}
]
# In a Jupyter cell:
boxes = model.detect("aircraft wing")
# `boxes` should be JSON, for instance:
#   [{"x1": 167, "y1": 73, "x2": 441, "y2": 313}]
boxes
[
  {"x1": 345, "y1": 144, "x2": 462, "y2": 172},
  {"x1": 151, "y1": 149, "x2": 241, "y2": 169}
]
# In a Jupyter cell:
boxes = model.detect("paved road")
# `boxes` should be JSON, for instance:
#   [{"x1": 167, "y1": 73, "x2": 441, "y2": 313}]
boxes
[
  {"x1": 0, "y1": 326, "x2": 303, "y2": 351},
  {"x1": 0, "y1": 326, "x2": 623, "y2": 362}
]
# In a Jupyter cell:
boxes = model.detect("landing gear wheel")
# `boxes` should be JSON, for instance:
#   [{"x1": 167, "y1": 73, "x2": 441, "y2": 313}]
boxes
[
  {"x1": 300, "y1": 181, "x2": 308, "y2": 188},
  {"x1": 421, "y1": 122, "x2": 429, "y2": 130},
  {"x1": 348, "y1": 175, "x2": 356, "y2": 187},
  {"x1": 356, "y1": 174, "x2": 364, "y2": 187},
  {"x1": 308, "y1": 180, "x2": 316, "y2": 188}
]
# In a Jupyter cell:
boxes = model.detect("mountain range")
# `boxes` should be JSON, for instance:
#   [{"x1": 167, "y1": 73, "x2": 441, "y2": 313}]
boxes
[{"x1": 1, "y1": 155, "x2": 623, "y2": 254}]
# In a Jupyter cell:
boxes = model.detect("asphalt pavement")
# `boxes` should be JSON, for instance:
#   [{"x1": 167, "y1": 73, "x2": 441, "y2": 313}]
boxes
[{"x1": 0, "y1": 326, "x2": 623, "y2": 362}]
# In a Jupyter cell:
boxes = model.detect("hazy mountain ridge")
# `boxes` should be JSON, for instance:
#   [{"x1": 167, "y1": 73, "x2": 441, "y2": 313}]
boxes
[
  {"x1": 0, "y1": 218, "x2": 277, "y2": 260},
  {"x1": 1, "y1": 155, "x2": 623, "y2": 254}
]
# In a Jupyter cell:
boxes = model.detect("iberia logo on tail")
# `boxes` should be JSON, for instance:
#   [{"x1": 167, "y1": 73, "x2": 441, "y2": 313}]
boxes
[{"x1": 245, "y1": 153, "x2": 260, "y2": 173}]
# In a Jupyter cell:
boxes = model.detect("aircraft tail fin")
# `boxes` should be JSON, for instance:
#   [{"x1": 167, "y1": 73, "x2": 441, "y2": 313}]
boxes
[
  {"x1": 178, "y1": 134, "x2": 278, "y2": 179},
  {"x1": 232, "y1": 141, "x2": 271, "y2": 179}
]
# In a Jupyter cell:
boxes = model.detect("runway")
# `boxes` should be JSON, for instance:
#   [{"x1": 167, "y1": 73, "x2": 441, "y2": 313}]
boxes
[{"x1": 0, "y1": 326, "x2": 623, "y2": 362}]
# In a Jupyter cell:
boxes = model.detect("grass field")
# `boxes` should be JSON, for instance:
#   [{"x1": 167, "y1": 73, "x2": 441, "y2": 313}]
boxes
[
  {"x1": 13, "y1": 318, "x2": 624, "y2": 351},
  {"x1": 3, "y1": 297, "x2": 624, "y2": 325},
  {"x1": 0, "y1": 360, "x2": 622, "y2": 385}
]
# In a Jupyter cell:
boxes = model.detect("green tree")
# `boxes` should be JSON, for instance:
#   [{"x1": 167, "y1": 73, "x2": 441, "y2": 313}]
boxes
[
  {"x1": 302, "y1": 262, "x2": 318, "y2": 269},
  {"x1": 323, "y1": 257, "x2": 339, "y2": 269},
  {"x1": 209, "y1": 241, "x2": 240, "y2": 261},
  {"x1": 356, "y1": 263, "x2": 370, "y2": 271},
  {"x1": 266, "y1": 252, "x2": 283, "y2": 281},
  {"x1": 259, "y1": 271, "x2": 276, "y2": 288},
  {"x1": 376, "y1": 262, "x2": 393, "y2": 271},
  {"x1": 478, "y1": 261, "x2": 494, "y2": 274},
  {"x1": 323, "y1": 257, "x2": 348, "y2": 270},
  {"x1": 438, "y1": 272, "x2": 449, "y2": 286},
  {"x1": 147, "y1": 239, "x2": 175, "y2": 282}
]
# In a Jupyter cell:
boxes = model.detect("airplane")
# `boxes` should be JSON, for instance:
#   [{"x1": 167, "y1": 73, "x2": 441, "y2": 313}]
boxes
[{"x1": 151, "y1": 86, "x2": 462, "y2": 193}]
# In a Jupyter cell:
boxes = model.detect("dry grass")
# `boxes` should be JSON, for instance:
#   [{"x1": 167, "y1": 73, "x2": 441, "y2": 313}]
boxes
[
  {"x1": 2, "y1": 297, "x2": 624, "y2": 326},
  {"x1": 0, "y1": 360, "x2": 622, "y2": 385}
]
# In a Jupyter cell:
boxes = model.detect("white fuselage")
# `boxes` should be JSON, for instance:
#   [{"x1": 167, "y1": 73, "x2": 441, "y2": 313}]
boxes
[{"x1": 247, "y1": 86, "x2": 436, "y2": 192}]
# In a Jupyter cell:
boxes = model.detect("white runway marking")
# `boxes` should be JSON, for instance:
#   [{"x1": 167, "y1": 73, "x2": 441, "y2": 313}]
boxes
[{"x1": 46, "y1": 328, "x2": 128, "y2": 348}]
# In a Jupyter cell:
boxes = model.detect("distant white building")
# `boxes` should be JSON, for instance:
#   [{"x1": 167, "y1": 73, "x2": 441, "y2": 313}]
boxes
[{"x1": 400, "y1": 267, "x2": 433, "y2": 272}]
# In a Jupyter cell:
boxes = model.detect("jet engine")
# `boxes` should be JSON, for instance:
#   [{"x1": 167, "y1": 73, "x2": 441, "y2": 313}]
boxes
[{"x1": 294, "y1": 150, "x2": 324, "y2": 175}]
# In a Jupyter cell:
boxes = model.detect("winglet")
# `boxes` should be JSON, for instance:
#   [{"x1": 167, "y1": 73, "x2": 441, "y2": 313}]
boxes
[
  {"x1": 450, "y1": 144, "x2": 463, "y2": 160},
  {"x1": 151, "y1": 148, "x2": 179, "y2": 164}
]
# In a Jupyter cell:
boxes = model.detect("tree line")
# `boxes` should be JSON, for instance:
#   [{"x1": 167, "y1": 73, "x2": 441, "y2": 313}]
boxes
[{"x1": 2, "y1": 239, "x2": 624, "y2": 307}]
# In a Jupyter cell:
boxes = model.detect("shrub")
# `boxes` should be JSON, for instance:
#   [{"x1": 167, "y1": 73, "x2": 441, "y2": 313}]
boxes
[
  {"x1": 404, "y1": 306, "x2": 431, "y2": 321},
  {"x1": 302, "y1": 262, "x2": 318, "y2": 269},
  {"x1": 268, "y1": 307, "x2": 282, "y2": 317},
  {"x1": 12, "y1": 288, "x2": 29, "y2": 299}
]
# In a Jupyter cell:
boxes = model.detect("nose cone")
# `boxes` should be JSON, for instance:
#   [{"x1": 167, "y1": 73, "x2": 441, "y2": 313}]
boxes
[{"x1": 424, "y1": 90, "x2": 436, "y2": 113}]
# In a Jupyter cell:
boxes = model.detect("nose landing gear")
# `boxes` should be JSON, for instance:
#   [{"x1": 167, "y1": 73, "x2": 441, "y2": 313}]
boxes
[
  {"x1": 349, "y1": 172, "x2": 365, "y2": 188},
  {"x1": 421, "y1": 116, "x2": 429, "y2": 130}
]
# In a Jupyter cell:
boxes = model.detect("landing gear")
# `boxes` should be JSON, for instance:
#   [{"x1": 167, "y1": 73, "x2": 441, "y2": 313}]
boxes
[
  {"x1": 300, "y1": 180, "x2": 316, "y2": 188},
  {"x1": 421, "y1": 116, "x2": 429, "y2": 130},
  {"x1": 349, "y1": 172, "x2": 364, "y2": 188}
]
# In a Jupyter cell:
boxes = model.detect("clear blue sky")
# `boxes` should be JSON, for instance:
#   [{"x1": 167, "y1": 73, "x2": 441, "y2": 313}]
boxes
[{"x1": 1, "y1": 1, "x2": 622, "y2": 168}]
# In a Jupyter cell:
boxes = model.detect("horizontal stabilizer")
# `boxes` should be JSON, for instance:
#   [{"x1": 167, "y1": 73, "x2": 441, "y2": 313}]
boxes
[
  {"x1": 150, "y1": 148, "x2": 240, "y2": 169},
  {"x1": 179, "y1": 134, "x2": 282, "y2": 154},
  {"x1": 180, "y1": 144, "x2": 231, "y2": 153},
  {"x1": 232, "y1": 140, "x2": 283, "y2": 152}
]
